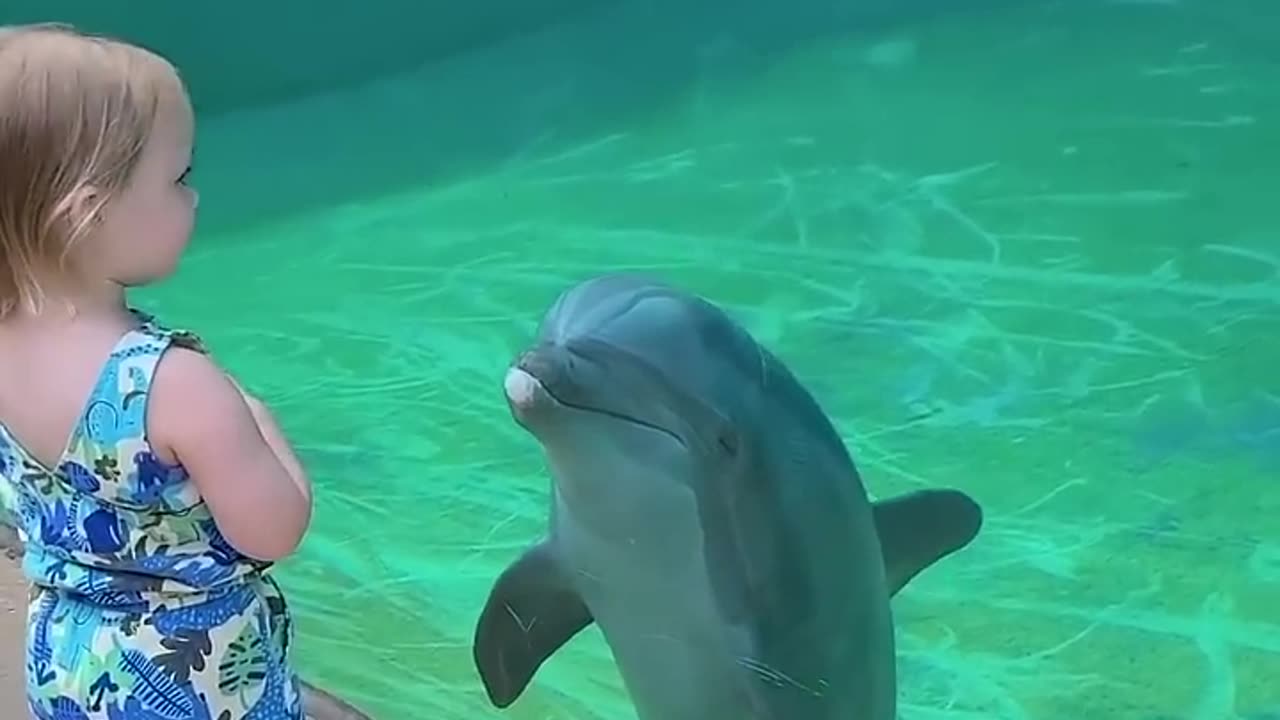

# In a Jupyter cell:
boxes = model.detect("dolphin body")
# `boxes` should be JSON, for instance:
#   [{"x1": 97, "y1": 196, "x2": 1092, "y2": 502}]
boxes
[{"x1": 473, "y1": 274, "x2": 984, "y2": 720}]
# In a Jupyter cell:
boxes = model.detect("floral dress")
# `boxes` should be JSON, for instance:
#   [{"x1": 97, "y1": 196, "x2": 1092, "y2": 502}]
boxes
[{"x1": 0, "y1": 310, "x2": 303, "y2": 720}]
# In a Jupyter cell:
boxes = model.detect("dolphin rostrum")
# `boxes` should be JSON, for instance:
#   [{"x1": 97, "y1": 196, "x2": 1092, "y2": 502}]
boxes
[{"x1": 473, "y1": 273, "x2": 983, "y2": 720}]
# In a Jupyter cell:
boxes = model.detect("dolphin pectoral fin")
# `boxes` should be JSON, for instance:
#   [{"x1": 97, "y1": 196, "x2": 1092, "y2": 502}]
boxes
[
  {"x1": 472, "y1": 540, "x2": 594, "y2": 708},
  {"x1": 872, "y1": 488, "x2": 983, "y2": 596},
  {"x1": 299, "y1": 679, "x2": 373, "y2": 719}
]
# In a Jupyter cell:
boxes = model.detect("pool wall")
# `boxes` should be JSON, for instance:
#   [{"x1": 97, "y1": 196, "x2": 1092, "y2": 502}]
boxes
[{"x1": 1, "y1": 0, "x2": 613, "y2": 115}]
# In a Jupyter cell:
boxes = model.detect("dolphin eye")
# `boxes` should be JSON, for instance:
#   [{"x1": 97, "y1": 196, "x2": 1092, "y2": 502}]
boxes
[{"x1": 717, "y1": 429, "x2": 739, "y2": 457}]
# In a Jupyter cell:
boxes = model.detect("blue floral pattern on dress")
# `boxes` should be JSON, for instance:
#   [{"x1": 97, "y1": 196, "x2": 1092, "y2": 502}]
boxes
[{"x1": 0, "y1": 309, "x2": 303, "y2": 719}]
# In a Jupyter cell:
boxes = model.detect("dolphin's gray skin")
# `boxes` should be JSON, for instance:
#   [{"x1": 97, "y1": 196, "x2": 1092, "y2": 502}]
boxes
[
  {"x1": 473, "y1": 274, "x2": 984, "y2": 720},
  {"x1": 0, "y1": 521, "x2": 373, "y2": 720}
]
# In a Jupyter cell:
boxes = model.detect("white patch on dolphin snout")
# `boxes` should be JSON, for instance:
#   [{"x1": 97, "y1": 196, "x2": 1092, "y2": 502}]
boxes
[{"x1": 504, "y1": 367, "x2": 542, "y2": 410}]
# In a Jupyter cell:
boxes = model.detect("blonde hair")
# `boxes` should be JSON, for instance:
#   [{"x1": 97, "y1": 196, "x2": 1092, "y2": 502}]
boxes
[{"x1": 0, "y1": 23, "x2": 184, "y2": 317}]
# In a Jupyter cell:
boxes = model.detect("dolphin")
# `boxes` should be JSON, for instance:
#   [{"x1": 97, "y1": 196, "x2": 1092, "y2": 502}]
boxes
[
  {"x1": 0, "y1": 519, "x2": 372, "y2": 720},
  {"x1": 472, "y1": 273, "x2": 984, "y2": 720}
]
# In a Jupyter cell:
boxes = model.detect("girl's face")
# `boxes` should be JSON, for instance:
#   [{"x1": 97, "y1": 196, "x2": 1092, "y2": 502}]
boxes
[{"x1": 84, "y1": 85, "x2": 198, "y2": 288}]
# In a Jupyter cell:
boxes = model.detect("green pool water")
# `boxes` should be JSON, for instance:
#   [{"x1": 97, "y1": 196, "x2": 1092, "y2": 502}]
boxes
[{"x1": 20, "y1": 0, "x2": 1280, "y2": 718}]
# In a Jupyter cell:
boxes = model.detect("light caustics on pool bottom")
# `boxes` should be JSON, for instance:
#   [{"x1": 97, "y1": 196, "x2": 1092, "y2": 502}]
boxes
[{"x1": 131, "y1": 6, "x2": 1278, "y2": 720}]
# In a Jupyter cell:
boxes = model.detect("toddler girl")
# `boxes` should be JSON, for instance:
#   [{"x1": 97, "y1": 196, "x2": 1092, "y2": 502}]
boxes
[{"x1": 0, "y1": 23, "x2": 314, "y2": 719}]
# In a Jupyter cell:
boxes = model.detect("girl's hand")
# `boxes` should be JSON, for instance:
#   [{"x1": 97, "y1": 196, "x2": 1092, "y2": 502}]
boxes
[
  {"x1": 224, "y1": 373, "x2": 248, "y2": 397},
  {"x1": 223, "y1": 373, "x2": 312, "y2": 503},
  {"x1": 225, "y1": 374, "x2": 270, "y2": 422}
]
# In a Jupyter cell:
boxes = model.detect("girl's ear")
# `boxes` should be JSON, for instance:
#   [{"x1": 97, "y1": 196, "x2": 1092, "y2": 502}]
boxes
[
  {"x1": 54, "y1": 182, "x2": 110, "y2": 247},
  {"x1": 63, "y1": 183, "x2": 105, "y2": 228}
]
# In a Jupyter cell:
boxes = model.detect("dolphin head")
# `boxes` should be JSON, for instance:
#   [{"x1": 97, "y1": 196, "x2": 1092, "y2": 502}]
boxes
[{"x1": 504, "y1": 275, "x2": 758, "y2": 505}]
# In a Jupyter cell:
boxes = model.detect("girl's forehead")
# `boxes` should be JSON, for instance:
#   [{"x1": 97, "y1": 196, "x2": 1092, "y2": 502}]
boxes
[{"x1": 153, "y1": 92, "x2": 194, "y2": 144}]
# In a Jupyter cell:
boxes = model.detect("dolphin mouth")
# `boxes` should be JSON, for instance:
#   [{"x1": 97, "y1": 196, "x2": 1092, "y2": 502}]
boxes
[{"x1": 505, "y1": 354, "x2": 687, "y2": 448}]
